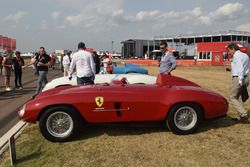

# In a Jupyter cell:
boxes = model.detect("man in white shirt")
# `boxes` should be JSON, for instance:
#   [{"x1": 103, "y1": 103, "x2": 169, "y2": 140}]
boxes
[
  {"x1": 227, "y1": 43, "x2": 249, "y2": 121},
  {"x1": 69, "y1": 42, "x2": 96, "y2": 85},
  {"x1": 62, "y1": 52, "x2": 71, "y2": 77}
]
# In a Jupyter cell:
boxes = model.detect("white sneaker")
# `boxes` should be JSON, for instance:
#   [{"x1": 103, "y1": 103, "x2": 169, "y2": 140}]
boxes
[{"x1": 5, "y1": 87, "x2": 12, "y2": 91}]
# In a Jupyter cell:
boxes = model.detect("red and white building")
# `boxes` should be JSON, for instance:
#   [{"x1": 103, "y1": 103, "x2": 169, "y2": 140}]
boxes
[
  {"x1": 197, "y1": 42, "x2": 248, "y2": 65},
  {"x1": 0, "y1": 35, "x2": 16, "y2": 53},
  {"x1": 123, "y1": 30, "x2": 250, "y2": 65}
]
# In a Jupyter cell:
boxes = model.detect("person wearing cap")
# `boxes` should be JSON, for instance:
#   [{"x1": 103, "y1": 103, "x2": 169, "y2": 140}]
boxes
[
  {"x1": 69, "y1": 42, "x2": 95, "y2": 85},
  {"x1": 13, "y1": 51, "x2": 25, "y2": 89},
  {"x1": 159, "y1": 41, "x2": 176, "y2": 75},
  {"x1": 2, "y1": 50, "x2": 14, "y2": 91},
  {"x1": 226, "y1": 43, "x2": 249, "y2": 121}
]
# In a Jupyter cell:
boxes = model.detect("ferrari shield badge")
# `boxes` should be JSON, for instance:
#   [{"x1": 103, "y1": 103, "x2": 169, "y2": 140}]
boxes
[{"x1": 95, "y1": 97, "x2": 104, "y2": 107}]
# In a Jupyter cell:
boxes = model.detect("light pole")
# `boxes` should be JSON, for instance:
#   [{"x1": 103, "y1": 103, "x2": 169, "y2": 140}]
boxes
[{"x1": 111, "y1": 41, "x2": 114, "y2": 53}]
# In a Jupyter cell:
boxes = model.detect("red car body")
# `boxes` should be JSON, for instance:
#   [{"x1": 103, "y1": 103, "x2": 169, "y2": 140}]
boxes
[{"x1": 18, "y1": 74, "x2": 228, "y2": 141}]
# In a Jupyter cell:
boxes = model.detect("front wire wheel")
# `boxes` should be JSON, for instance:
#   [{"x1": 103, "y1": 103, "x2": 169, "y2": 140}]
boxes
[{"x1": 39, "y1": 106, "x2": 81, "y2": 142}]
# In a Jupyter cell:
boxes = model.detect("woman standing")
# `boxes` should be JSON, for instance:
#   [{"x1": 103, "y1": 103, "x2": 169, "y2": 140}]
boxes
[{"x1": 2, "y1": 50, "x2": 14, "y2": 91}]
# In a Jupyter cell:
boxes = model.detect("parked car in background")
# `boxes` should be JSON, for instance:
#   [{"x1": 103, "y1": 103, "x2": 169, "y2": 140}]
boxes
[{"x1": 100, "y1": 63, "x2": 148, "y2": 74}]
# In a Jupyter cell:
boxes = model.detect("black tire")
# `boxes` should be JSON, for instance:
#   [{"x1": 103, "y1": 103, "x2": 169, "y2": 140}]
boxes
[
  {"x1": 166, "y1": 103, "x2": 202, "y2": 135},
  {"x1": 39, "y1": 106, "x2": 80, "y2": 142}
]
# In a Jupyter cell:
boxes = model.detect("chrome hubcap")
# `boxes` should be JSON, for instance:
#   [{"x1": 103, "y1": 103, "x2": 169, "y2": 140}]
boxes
[
  {"x1": 174, "y1": 106, "x2": 197, "y2": 131},
  {"x1": 46, "y1": 111, "x2": 73, "y2": 138}
]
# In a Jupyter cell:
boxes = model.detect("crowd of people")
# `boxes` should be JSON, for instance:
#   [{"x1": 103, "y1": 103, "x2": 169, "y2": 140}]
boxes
[
  {"x1": 0, "y1": 50, "x2": 25, "y2": 91},
  {"x1": 0, "y1": 43, "x2": 113, "y2": 95}
]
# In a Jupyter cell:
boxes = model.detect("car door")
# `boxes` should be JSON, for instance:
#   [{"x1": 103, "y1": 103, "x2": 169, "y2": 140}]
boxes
[
  {"x1": 77, "y1": 84, "x2": 134, "y2": 123},
  {"x1": 82, "y1": 84, "x2": 164, "y2": 123},
  {"x1": 120, "y1": 85, "x2": 164, "y2": 121}
]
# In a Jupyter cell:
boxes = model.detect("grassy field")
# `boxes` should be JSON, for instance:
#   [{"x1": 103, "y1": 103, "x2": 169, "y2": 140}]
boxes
[{"x1": 1, "y1": 65, "x2": 250, "y2": 167}]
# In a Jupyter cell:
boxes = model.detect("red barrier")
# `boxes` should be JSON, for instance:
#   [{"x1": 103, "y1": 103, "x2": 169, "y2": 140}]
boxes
[{"x1": 127, "y1": 60, "x2": 230, "y2": 66}]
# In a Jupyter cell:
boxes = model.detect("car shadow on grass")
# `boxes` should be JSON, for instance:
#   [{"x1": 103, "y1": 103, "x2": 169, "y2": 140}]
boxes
[
  {"x1": 73, "y1": 122, "x2": 167, "y2": 141},
  {"x1": 197, "y1": 110, "x2": 250, "y2": 133},
  {"x1": 72, "y1": 115, "x2": 246, "y2": 141},
  {"x1": 197, "y1": 116, "x2": 238, "y2": 133}
]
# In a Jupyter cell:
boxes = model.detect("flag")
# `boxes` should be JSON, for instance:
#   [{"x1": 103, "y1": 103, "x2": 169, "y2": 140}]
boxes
[
  {"x1": 3, "y1": 36, "x2": 8, "y2": 50},
  {"x1": 0, "y1": 35, "x2": 3, "y2": 50},
  {"x1": 11, "y1": 39, "x2": 16, "y2": 50}
]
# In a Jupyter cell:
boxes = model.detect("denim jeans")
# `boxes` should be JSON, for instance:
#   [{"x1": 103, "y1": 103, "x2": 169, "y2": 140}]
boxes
[
  {"x1": 35, "y1": 71, "x2": 48, "y2": 95},
  {"x1": 14, "y1": 70, "x2": 22, "y2": 87},
  {"x1": 77, "y1": 76, "x2": 94, "y2": 85}
]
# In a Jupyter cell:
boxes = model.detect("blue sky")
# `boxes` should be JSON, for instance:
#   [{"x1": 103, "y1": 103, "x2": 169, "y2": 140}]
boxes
[{"x1": 0, "y1": 0, "x2": 250, "y2": 52}]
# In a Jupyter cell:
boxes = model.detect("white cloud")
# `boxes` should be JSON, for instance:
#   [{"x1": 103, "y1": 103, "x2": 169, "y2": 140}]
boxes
[
  {"x1": 236, "y1": 23, "x2": 250, "y2": 32},
  {"x1": 51, "y1": 11, "x2": 60, "y2": 19},
  {"x1": 124, "y1": 2, "x2": 247, "y2": 27},
  {"x1": 58, "y1": 0, "x2": 123, "y2": 11},
  {"x1": 215, "y1": 2, "x2": 243, "y2": 17},
  {"x1": 60, "y1": 2, "x2": 248, "y2": 34},
  {"x1": 40, "y1": 20, "x2": 49, "y2": 30},
  {"x1": 191, "y1": 7, "x2": 202, "y2": 17},
  {"x1": 65, "y1": 14, "x2": 83, "y2": 26},
  {"x1": 112, "y1": 9, "x2": 124, "y2": 17},
  {"x1": 199, "y1": 16, "x2": 211, "y2": 25},
  {"x1": 63, "y1": 0, "x2": 124, "y2": 31},
  {"x1": 199, "y1": 2, "x2": 247, "y2": 25},
  {"x1": 135, "y1": 10, "x2": 161, "y2": 21},
  {"x1": 3, "y1": 11, "x2": 26, "y2": 22}
]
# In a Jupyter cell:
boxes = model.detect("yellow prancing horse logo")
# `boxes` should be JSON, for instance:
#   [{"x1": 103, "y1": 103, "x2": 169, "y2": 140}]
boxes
[{"x1": 95, "y1": 97, "x2": 104, "y2": 107}]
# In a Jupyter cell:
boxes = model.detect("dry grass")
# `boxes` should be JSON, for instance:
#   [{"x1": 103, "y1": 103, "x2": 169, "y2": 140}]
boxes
[{"x1": 1, "y1": 65, "x2": 250, "y2": 167}]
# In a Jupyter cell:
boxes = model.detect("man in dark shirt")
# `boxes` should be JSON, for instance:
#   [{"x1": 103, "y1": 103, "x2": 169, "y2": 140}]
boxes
[
  {"x1": 0, "y1": 55, "x2": 3, "y2": 74},
  {"x1": 13, "y1": 51, "x2": 25, "y2": 89},
  {"x1": 92, "y1": 51, "x2": 100, "y2": 74},
  {"x1": 24, "y1": 47, "x2": 51, "y2": 98}
]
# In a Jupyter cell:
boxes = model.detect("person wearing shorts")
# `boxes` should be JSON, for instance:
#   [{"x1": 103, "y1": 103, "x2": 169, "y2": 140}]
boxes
[{"x1": 2, "y1": 50, "x2": 13, "y2": 91}]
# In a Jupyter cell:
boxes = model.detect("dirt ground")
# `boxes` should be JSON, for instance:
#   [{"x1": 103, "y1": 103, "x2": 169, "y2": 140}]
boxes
[{"x1": 1, "y1": 65, "x2": 250, "y2": 167}]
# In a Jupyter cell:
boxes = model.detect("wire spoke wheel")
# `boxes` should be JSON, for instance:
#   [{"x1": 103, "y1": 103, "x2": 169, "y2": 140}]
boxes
[
  {"x1": 174, "y1": 106, "x2": 197, "y2": 131},
  {"x1": 46, "y1": 111, "x2": 73, "y2": 138}
]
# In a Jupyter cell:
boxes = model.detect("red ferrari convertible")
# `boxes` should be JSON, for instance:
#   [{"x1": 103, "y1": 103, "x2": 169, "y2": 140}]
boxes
[{"x1": 18, "y1": 74, "x2": 228, "y2": 142}]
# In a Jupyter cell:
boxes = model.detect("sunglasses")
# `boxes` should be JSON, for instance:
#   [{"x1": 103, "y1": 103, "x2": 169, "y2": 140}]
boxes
[{"x1": 160, "y1": 47, "x2": 166, "y2": 49}]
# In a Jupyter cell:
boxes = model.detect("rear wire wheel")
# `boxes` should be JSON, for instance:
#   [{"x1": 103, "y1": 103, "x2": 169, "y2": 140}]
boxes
[{"x1": 166, "y1": 103, "x2": 202, "y2": 135}]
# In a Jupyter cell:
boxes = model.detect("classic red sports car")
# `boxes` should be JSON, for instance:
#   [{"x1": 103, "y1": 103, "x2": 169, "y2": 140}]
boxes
[{"x1": 18, "y1": 74, "x2": 228, "y2": 142}]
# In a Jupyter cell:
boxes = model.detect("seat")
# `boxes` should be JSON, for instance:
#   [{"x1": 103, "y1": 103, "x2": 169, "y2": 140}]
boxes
[{"x1": 111, "y1": 77, "x2": 127, "y2": 85}]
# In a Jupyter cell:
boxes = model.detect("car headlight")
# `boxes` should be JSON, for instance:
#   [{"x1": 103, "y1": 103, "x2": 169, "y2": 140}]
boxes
[{"x1": 18, "y1": 105, "x2": 26, "y2": 118}]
